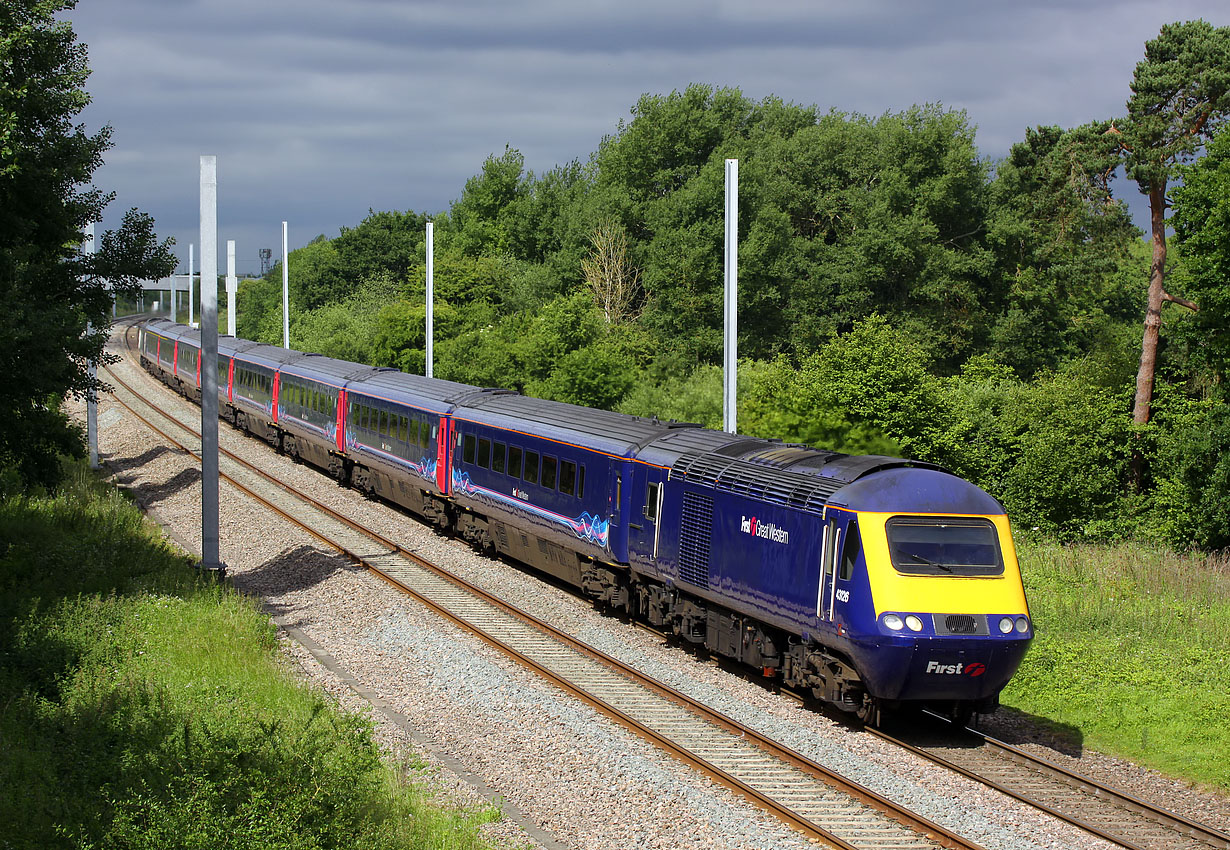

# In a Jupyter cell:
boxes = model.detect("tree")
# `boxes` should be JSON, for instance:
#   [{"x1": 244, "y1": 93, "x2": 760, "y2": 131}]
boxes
[
  {"x1": 984, "y1": 124, "x2": 1140, "y2": 376},
  {"x1": 1, "y1": 0, "x2": 176, "y2": 489},
  {"x1": 1172, "y1": 125, "x2": 1230, "y2": 385},
  {"x1": 1118, "y1": 20, "x2": 1230, "y2": 426},
  {"x1": 581, "y1": 219, "x2": 640, "y2": 325},
  {"x1": 449, "y1": 146, "x2": 531, "y2": 257}
]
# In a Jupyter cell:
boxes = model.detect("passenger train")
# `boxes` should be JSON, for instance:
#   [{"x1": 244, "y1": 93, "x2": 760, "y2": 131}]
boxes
[{"x1": 139, "y1": 318, "x2": 1033, "y2": 724}]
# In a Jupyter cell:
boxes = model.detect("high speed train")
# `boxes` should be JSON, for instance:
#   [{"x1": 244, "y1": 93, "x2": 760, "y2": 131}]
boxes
[{"x1": 140, "y1": 318, "x2": 1032, "y2": 724}]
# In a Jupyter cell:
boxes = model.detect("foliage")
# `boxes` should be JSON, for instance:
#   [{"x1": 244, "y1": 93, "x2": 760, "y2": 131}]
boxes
[
  {"x1": 1121, "y1": 20, "x2": 1230, "y2": 192},
  {"x1": 0, "y1": 464, "x2": 500, "y2": 848},
  {"x1": 1150, "y1": 396, "x2": 1230, "y2": 550},
  {"x1": 0, "y1": 1, "x2": 176, "y2": 490},
  {"x1": 1172, "y1": 126, "x2": 1230, "y2": 384},
  {"x1": 290, "y1": 274, "x2": 400, "y2": 364},
  {"x1": 984, "y1": 124, "x2": 1141, "y2": 376},
  {"x1": 581, "y1": 219, "x2": 641, "y2": 325},
  {"x1": 529, "y1": 341, "x2": 634, "y2": 410},
  {"x1": 219, "y1": 38, "x2": 1230, "y2": 550},
  {"x1": 943, "y1": 363, "x2": 1136, "y2": 540}
]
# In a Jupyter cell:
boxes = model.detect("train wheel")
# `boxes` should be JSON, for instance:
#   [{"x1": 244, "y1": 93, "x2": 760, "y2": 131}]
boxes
[
  {"x1": 856, "y1": 694, "x2": 881, "y2": 727},
  {"x1": 949, "y1": 702, "x2": 975, "y2": 728}
]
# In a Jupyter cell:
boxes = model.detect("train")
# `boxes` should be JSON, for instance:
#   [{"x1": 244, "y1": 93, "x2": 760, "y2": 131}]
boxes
[{"x1": 138, "y1": 318, "x2": 1033, "y2": 725}]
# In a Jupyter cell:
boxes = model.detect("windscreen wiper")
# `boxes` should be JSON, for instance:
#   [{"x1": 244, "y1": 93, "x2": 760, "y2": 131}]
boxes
[{"x1": 898, "y1": 550, "x2": 953, "y2": 573}]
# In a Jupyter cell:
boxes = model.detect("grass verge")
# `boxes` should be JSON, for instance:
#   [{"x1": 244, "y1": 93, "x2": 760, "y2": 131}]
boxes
[
  {"x1": 0, "y1": 461, "x2": 500, "y2": 850},
  {"x1": 1002, "y1": 537, "x2": 1230, "y2": 792}
]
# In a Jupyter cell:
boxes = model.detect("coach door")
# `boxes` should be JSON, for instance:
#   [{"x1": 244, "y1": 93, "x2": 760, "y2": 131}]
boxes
[
  {"x1": 629, "y1": 466, "x2": 665, "y2": 564},
  {"x1": 818, "y1": 517, "x2": 844, "y2": 622},
  {"x1": 817, "y1": 516, "x2": 859, "y2": 623}
]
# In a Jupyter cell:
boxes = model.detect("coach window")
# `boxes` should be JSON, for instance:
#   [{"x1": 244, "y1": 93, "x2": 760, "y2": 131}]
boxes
[
  {"x1": 463, "y1": 433, "x2": 476, "y2": 465},
  {"x1": 477, "y1": 437, "x2": 491, "y2": 468},
  {"x1": 508, "y1": 446, "x2": 523, "y2": 479},
  {"x1": 645, "y1": 483, "x2": 660, "y2": 521},
  {"x1": 524, "y1": 450, "x2": 539, "y2": 485},
  {"x1": 541, "y1": 455, "x2": 558, "y2": 491},
  {"x1": 493, "y1": 442, "x2": 506, "y2": 474},
  {"x1": 578, "y1": 465, "x2": 585, "y2": 499},
  {"x1": 559, "y1": 460, "x2": 576, "y2": 497},
  {"x1": 840, "y1": 523, "x2": 860, "y2": 581}
]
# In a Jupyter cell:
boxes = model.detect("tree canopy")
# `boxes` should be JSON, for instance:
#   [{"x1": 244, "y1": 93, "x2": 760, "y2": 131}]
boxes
[{"x1": 1, "y1": 0, "x2": 175, "y2": 489}]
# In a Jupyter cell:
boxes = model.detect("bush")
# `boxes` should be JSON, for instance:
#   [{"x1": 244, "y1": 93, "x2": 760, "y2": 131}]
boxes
[
  {"x1": 940, "y1": 361, "x2": 1135, "y2": 539},
  {"x1": 1152, "y1": 398, "x2": 1230, "y2": 550}
]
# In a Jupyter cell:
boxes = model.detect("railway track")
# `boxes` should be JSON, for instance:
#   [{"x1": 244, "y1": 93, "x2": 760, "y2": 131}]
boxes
[
  {"x1": 103, "y1": 320, "x2": 1230, "y2": 850},
  {"x1": 871, "y1": 719, "x2": 1230, "y2": 850},
  {"x1": 105, "y1": 322, "x2": 983, "y2": 850}
]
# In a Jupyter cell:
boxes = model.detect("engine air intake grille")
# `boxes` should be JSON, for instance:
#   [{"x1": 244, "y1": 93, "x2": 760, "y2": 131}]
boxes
[
  {"x1": 678, "y1": 491, "x2": 713, "y2": 589},
  {"x1": 933, "y1": 614, "x2": 989, "y2": 636}
]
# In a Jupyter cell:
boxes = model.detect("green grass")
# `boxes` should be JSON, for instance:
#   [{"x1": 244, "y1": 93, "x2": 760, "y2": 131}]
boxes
[
  {"x1": 0, "y1": 462, "x2": 500, "y2": 850},
  {"x1": 1002, "y1": 537, "x2": 1230, "y2": 791}
]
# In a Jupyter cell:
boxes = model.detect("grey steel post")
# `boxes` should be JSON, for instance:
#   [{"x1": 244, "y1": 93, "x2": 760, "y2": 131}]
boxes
[
  {"x1": 200, "y1": 156, "x2": 222, "y2": 573},
  {"x1": 85, "y1": 223, "x2": 98, "y2": 468},
  {"x1": 426, "y1": 221, "x2": 434, "y2": 379},
  {"x1": 188, "y1": 243, "x2": 194, "y2": 326},
  {"x1": 226, "y1": 239, "x2": 237, "y2": 337},
  {"x1": 282, "y1": 221, "x2": 290, "y2": 348},
  {"x1": 723, "y1": 158, "x2": 738, "y2": 434}
]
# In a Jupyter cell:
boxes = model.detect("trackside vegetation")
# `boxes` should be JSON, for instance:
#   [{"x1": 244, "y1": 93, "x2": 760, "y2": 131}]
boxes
[
  {"x1": 1004, "y1": 540, "x2": 1230, "y2": 791},
  {"x1": 0, "y1": 463, "x2": 500, "y2": 850}
]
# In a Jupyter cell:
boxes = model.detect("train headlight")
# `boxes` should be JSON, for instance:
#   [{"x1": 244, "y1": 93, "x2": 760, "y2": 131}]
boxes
[
  {"x1": 998, "y1": 617, "x2": 1014, "y2": 634},
  {"x1": 1015, "y1": 616, "x2": 1030, "y2": 633},
  {"x1": 905, "y1": 615, "x2": 924, "y2": 632},
  {"x1": 882, "y1": 614, "x2": 904, "y2": 631}
]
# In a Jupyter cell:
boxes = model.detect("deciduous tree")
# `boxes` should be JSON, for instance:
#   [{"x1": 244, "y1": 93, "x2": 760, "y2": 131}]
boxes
[{"x1": 1, "y1": 0, "x2": 175, "y2": 488}]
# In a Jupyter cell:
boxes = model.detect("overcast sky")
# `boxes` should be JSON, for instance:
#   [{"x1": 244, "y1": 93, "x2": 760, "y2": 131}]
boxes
[{"x1": 67, "y1": 0, "x2": 1220, "y2": 277}]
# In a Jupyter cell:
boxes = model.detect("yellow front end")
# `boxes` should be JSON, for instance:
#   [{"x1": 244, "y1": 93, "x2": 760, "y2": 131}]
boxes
[{"x1": 860, "y1": 512, "x2": 1029, "y2": 618}]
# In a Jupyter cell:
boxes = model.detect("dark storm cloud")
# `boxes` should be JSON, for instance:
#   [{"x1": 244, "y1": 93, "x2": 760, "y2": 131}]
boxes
[{"x1": 65, "y1": 0, "x2": 1220, "y2": 275}]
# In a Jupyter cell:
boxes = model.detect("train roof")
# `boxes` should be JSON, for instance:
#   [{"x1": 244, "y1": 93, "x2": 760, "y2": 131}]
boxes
[
  {"x1": 639, "y1": 428, "x2": 958, "y2": 516},
  {"x1": 279, "y1": 353, "x2": 390, "y2": 387},
  {"x1": 453, "y1": 393, "x2": 701, "y2": 459},
  {"x1": 143, "y1": 318, "x2": 180, "y2": 338},
  {"x1": 233, "y1": 342, "x2": 308, "y2": 371},
  {"x1": 829, "y1": 467, "x2": 1006, "y2": 515},
  {"x1": 218, "y1": 336, "x2": 261, "y2": 358},
  {"x1": 347, "y1": 370, "x2": 481, "y2": 416}
]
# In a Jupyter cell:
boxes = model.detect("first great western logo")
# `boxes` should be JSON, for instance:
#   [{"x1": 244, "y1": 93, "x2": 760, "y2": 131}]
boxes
[{"x1": 740, "y1": 516, "x2": 790, "y2": 545}]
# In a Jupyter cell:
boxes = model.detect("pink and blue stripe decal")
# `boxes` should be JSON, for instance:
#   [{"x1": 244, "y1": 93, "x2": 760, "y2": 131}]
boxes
[{"x1": 452, "y1": 468, "x2": 610, "y2": 548}]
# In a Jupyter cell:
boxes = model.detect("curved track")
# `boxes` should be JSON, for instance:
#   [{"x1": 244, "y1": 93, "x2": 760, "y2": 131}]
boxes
[{"x1": 107, "y1": 321, "x2": 984, "y2": 850}]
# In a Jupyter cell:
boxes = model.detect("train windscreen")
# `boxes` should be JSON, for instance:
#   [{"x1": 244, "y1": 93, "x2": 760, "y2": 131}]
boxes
[{"x1": 885, "y1": 517, "x2": 1004, "y2": 576}]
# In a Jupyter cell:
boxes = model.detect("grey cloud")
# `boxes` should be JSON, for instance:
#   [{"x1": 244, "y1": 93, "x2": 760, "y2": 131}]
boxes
[{"x1": 66, "y1": 0, "x2": 1219, "y2": 273}]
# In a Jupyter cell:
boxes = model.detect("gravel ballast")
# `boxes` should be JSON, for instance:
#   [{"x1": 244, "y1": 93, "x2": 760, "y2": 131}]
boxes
[{"x1": 66, "y1": 331, "x2": 1230, "y2": 850}]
